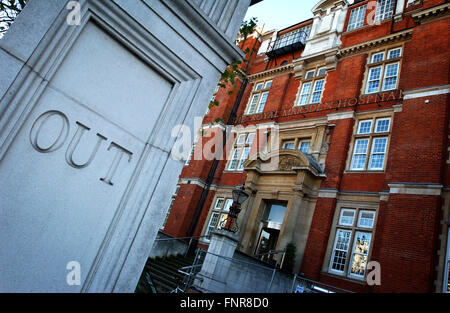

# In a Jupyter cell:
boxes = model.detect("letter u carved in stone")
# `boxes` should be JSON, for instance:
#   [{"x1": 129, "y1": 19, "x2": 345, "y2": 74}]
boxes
[{"x1": 65, "y1": 121, "x2": 107, "y2": 169}]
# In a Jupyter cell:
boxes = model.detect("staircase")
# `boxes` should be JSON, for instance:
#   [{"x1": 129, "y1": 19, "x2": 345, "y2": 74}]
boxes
[{"x1": 135, "y1": 254, "x2": 202, "y2": 293}]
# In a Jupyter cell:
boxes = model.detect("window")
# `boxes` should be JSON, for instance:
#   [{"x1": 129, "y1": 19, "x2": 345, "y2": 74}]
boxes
[
  {"x1": 299, "y1": 141, "x2": 310, "y2": 154},
  {"x1": 280, "y1": 138, "x2": 311, "y2": 153},
  {"x1": 204, "y1": 197, "x2": 234, "y2": 238},
  {"x1": 282, "y1": 141, "x2": 295, "y2": 149},
  {"x1": 347, "y1": 5, "x2": 366, "y2": 31},
  {"x1": 329, "y1": 206, "x2": 376, "y2": 279},
  {"x1": 365, "y1": 47, "x2": 401, "y2": 94},
  {"x1": 350, "y1": 117, "x2": 391, "y2": 171},
  {"x1": 228, "y1": 133, "x2": 255, "y2": 171},
  {"x1": 375, "y1": 0, "x2": 394, "y2": 22},
  {"x1": 296, "y1": 66, "x2": 326, "y2": 106},
  {"x1": 246, "y1": 80, "x2": 272, "y2": 115},
  {"x1": 305, "y1": 70, "x2": 315, "y2": 79}
]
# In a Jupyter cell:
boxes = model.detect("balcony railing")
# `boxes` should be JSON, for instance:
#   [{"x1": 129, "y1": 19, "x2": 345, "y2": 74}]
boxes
[{"x1": 266, "y1": 30, "x2": 308, "y2": 58}]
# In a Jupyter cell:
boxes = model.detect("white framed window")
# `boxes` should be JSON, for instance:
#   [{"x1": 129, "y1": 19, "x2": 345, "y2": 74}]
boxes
[
  {"x1": 317, "y1": 67, "x2": 327, "y2": 77},
  {"x1": 347, "y1": 5, "x2": 366, "y2": 31},
  {"x1": 371, "y1": 52, "x2": 384, "y2": 63},
  {"x1": 357, "y1": 120, "x2": 373, "y2": 134},
  {"x1": 236, "y1": 133, "x2": 246, "y2": 145},
  {"x1": 204, "y1": 197, "x2": 234, "y2": 238},
  {"x1": 305, "y1": 70, "x2": 315, "y2": 79},
  {"x1": 264, "y1": 80, "x2": 272, "y2": 89},
  {"x1": 255, "y1": 82, "x2": 264, "y2": 91},
  {"x1": 282, "y1": 141, "x2": 295, "y2": 149},
  {"x1": 366, "y1": 66, "x2": 382, "y2": 94},
  {"x1": 237, "y1": 147, "x2": 250, "y2": 170},
  {"x1": 350, "y1": 117, "x2": 391, "y2": 171},
  {"x1": 387, "y1": 47, "x2": 402, "y2": 59},
  {"x1": 350, "y1": 139, "x2": 369, "y2": 170},
  {"x1": 298, "y1": 82, "x2": 312, "y2": 105},
  {"x1": 357, "y1": 211, "x2": 375, "y2": 228},
  {"x1": 382, "y1": 62, "x2": 399, "y2": 91},
  {"x1": 348, "y1": 232, "x2": 372, "y2": 278},
  {"x1": 311, "y1": 80, "x2": 325, "y2": 103},
  {"x1": 368, "y1": 137, "x2": 388, "y2": 170},
  {"x1": 374, "y1": 0, "x2": 394, "y2": 22},
  {"x1": 227, "y1": 133, "x2": 255, "y2": 171},
  {"x1": 375, "y1": 118, "x2": 390, "y2": 133},
  {"x1": 299, "y1": 140, "x2": 310, "y2": 154},
  {"x1": 205, "y1": 212, "x2": 219, "y2": 237},
  {"x1": 223, "y1": 199, "x2": 233, "y2": 212},
  {"x1": 246, "y1": 80, "x2": 272, "y2": 115},
  {"x1": 365, "y1": 47, "x2": 401, "y2": 94},
  {"x1": 339, "y1": 209, "x2": 356, "y2": 226},
  {"x1": 330, "y1": 229, "x2": 352, "y2": 274},
  {"x1": 228, "y1": 148, "x2": 241, "y2": 170},
  {"x1": 329, "y1": 206, "x2": 377, "y2": 279}
]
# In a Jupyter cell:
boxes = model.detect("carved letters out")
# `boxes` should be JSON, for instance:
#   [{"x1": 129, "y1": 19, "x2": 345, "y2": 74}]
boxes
[{"x1": 29, "y1": 110, "x2": 133, "y2": 186}]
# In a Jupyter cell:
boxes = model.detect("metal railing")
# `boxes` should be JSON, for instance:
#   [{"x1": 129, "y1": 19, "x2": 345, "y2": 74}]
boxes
[{"x1": 266, "y1": 30, "x2": 308, "y2": 58}]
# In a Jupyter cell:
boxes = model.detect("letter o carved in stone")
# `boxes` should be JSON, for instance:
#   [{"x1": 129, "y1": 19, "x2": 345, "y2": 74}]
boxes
[{"x1": 29, "y1": 110, "x2": 70, "y2": 153}]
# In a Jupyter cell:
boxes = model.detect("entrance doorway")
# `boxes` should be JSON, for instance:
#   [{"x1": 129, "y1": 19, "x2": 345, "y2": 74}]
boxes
[{"x1": 255, "y1": 202, "x2": 287, "y2": 264}]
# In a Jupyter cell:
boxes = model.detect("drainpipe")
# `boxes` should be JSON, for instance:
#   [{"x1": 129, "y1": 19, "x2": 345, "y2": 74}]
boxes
[{"x1": 185, "y1": 33, "x2": 260, "y2": 254}]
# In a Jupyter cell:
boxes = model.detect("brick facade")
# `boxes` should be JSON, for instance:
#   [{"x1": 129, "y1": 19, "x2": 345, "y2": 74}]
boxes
[{"x1": 163, "y1": 0, "x2": 450, "y2": 293}]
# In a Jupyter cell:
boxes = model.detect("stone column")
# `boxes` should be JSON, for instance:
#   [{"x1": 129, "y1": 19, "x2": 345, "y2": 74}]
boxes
[{"x1": 195, "y1": 229, "x2": 239, "y2": 293}]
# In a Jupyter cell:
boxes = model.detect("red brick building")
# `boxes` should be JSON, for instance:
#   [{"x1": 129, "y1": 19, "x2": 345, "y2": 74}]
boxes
[{"x1": 162, "y1": 0, "x2": 450, "y2": 293}]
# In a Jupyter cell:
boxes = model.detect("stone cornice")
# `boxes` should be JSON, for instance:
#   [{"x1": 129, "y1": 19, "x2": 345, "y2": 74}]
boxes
[
  {"x1": 411, "y1": 2, "x2": 450, "y2": 23},
  {"x1": 337, "y1": 29, "x2": 413, "y2": 58},
  {"x1": 246, "y1": 63, "x2": 293, "y2": 82}
]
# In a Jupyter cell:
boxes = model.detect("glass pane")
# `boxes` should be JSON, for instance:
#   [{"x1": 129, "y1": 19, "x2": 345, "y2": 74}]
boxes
[
  {"x1": 217, "y1": 213, "x2": 228, "y2": 229},
  {"x1": 375, "y1": 118, "x2": 390, "y2": 132},
  {"x1": 305, "y1": 70, "x2": 315, "y2": 79},
  {"x1": 223, "y1": 199, "x2": 233, "y2": 212},
  {"x1": 357, "y1": 211, "x2": 375, "y2": 228},
  {"x1": 214, "y1": 198, "x2": 224, "y2": 210},
  {"x1": 257, "y1": 92, "x2": 268, "y2": 113},
  {"x1": 238, "y1": 147, "x2": 250, "y2": 170},
  {"x1": 206, "y1": 212, "x2": 219, "y2": 236},
  {"x1": 237, "y1": 134, "x2": 246, "y2": 145},
  {"x1": 266, "y1": 203, "x2": 287, "y2": 225},
  {"x1": 339, "y1": 209, "x2": 356, "y2": 226},
  {"x1": 349, "y1": 232, "x2": 372, "y2": 277},
  {"x1": 255, "y1": 82, "x2": 263, "y2": 91},
  {"x1": 282, "y1": 141, "x2": 295, "y2": 149},
  {"x1": 330, "y1": 229, "x2": 351, "y2": 272},
  {"x1": 264, "y1": 80, "x2": 272, "y2": 89},
  {"x1": 299, "y1": 141, "x2": 310, "y2": 153},
  {"x1": 246, "y1": 133, "x2": 255, "y2": 144},
  {"x1": 358, "y1": 120, "x2": 372, "y2": 134},
  {"x1": 372, "y1": 138, "x2": 387, "y2": 153},
  {"x1": 371, "y1": 53, "x2": 384, "y2": 63},
  {"x1": 355, "y1": 139, "x2": 369, "y2": 154},
  {"x1": 247, "y1": 94, "x2": 260, "y2": 114},
  {"x1": 388, "y1": 48, "x2": 401, "y2": 59}
]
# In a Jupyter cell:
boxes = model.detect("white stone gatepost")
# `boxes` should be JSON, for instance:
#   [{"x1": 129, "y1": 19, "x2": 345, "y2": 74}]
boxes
[{"x1": 195, "y1": 230, "x2": 239, "y2": 293}]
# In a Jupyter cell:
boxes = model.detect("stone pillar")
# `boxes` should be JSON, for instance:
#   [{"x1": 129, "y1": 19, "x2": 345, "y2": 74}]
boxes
[
  {"x1": 195, "y1": 229, "x2": 238, "y2": 293},
  {"x1": 0, "y1": 0, "x2": 250, "y2": 292}
]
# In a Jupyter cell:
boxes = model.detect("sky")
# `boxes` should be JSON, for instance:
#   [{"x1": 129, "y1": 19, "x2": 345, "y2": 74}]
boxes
[{"x1": 244, "y1": 0, "x2": 355, "y2": 31}]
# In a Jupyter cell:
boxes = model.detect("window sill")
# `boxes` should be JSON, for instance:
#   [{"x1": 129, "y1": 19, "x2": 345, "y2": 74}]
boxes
[
  {"x1": 321, "y1": 271, "x2": 367, "y2": 285},
  {"x1": 344, "y1": 169, "x2": 385, "y2": 174}
]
